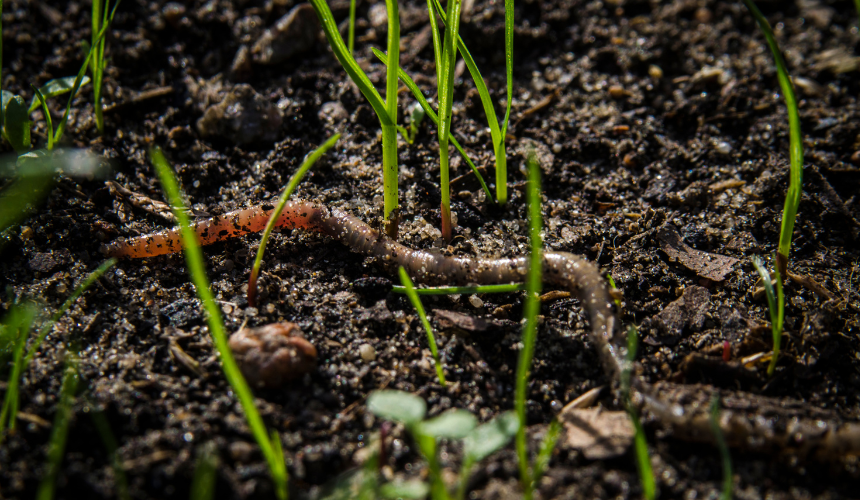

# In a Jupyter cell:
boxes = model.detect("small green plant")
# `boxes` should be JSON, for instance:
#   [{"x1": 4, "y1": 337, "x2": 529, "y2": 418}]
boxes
[
  {"x1": 150, "y1": 148, "x2": 288, "y2": 500},
  {"x1": 400, "y1": 101, "x2": 425, "y2": 145},
  {"x1": 709, "y1": 395, "x2": 733, "y2": 500},
  {"x1": 428, "y1": 0, "x2": 463, "y2": 240},
  {"x1": 430, "y1": 0, "x2": 514, "y2": 206},
  {"x1": 751, "y1": 256, "x2": 784, "y2": 376},
  {"x1": 190, "y1": 441, "x2": 220, "y2": 500},
  {"x1": 740, "y1": 0, "x2": 803, "y2": 280},
  {"x1": 621, "y1": 326, "x2": 656, "y2": 500},
  {"x1": 1, "y1": 1, "x2": 119, "y2": 152},
  {"x1": 398, "y1": 266, "x2": 446, "y2": 386},
  {"x1": 0, "y1": 258, "x2": 116, "y2": 436},
  {"x1": 90, "y1": 0, "x2": 121, "y2": 135},
  {"x1": 36, "y1": 354, "x2": 80, "y2": 500},
  {"x1": 367, "y1": 390, "x2": 518, "y2": 500},
  {"x1": 513, "y1": 150, "x2": 542, "y2": 498},
  {"x1": 309, "y1": 0, "x2": 401, "y2": 236},
  {"x1": 372, "y1": 48, "x2": 493, "y2": 202},
  {"x1": 248, "y1": 132, "x2": 341, "y2": 307}
]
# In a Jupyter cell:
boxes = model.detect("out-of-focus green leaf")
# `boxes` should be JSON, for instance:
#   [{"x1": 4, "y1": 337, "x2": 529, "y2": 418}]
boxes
[
  {"x1": 419, "y1": 409, "x2": 477, "y2": 440},
  {"x1": 367, "y1": 390, "x2": 427, "y2": 427},
  {"x1": 4, "y1": 95, "x2": 31, "y2": 152}
]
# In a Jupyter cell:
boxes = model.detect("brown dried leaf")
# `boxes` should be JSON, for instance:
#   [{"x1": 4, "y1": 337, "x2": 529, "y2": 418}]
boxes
[
  {"x1": 657, "y1": 224, "x2": 738, "y2": 281},
  {"x1": 558, "y1": 407, "x2": 634, "y2": 459}
]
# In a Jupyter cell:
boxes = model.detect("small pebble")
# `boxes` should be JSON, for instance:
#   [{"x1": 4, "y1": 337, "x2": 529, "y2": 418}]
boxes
[
  {"x1": 649, "y1": 64, "x2": 663, "y2": 81},
  {"x1": 714, "y1": 141, "x2": 733, "y2": 155},
  {"x1": 359, "y1": 344, "x2": 377, "y2": 362},
  {"x1": 20, "y1": 226, "x2": 33, "y2": 240},
  {"x1": 468, "y1": 294, "x2": 484, "y2": 308},
  {"x1": 608, "y1": 85, "x2": 626, "y2": 99},
  {"x1": 229, "y1": 322, "x2": 318, "y2": 388}
]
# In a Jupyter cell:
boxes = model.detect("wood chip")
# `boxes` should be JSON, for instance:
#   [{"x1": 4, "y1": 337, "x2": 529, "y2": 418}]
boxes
[
  {"x1": 558, "y1": 407, "x2": 634, "y2": 459},
  {"x1": 433, "y1": 309, "x2": 502, "y2": 335},
  {"x1": 657, "y1": 224, "x2": 739, "y2": 281}
]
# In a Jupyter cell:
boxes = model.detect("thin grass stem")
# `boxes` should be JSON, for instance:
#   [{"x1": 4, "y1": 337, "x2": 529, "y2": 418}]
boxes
[
  {"x1": 31, "y1": 86, "x2": 53, "y2": 150},
  {"x1": 514, "y1": 151, "x2": 542, "y2": 498},
  {"x1": 248, "y1": 133, "x2": 340, "y2": 307},
  {"x1": 36, "y1": 354, "x2": 79, "y2": 500},
  {"x1": 398, "y1": 266, "x2": 446, "y2": 386},
  {"x1": 741, "y1": 0, "x2": 802, "y2": 278},
  {"x1": 622, "y1": 326, "x2": 656, "y2": 500},
  {"x1": 190, "y1": 441, "x2": 219, "y2": 500},
  {"x1": 435, "y1": 0, "x2": 463, "y2": 240},
  {"x1": 431, "y1": 0, "x2": 508, "y2": 205},
  {"x1": 0, "y1": 303, "x2": 38, "y2": 435},
  {"x1": 150, "y1": 147, "x2": 288, "y2": 500},
  {"x1": 372, "y1": 48, "x2": 493, "y2": 201},
  {"x1": 348, "y1": 0, "x2": 357, "y2": 54}
]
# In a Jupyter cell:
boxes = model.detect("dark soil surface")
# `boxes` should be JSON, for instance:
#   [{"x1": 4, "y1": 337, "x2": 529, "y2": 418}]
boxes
[{"x1": 2, "y1": 0, "x2": 860, "y2": 498}]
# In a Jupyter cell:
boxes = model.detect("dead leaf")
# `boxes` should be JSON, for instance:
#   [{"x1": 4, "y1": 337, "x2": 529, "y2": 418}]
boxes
[
  {"x1": 657, "y1": 224, "x2": 738, "y2": 281},
  {"x1": 558, "y1": 407, "x2": 634, "y2": 459}
]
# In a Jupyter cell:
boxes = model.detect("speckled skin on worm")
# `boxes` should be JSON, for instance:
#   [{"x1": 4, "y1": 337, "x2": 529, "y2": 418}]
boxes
[{"x1": 103, "y1": 199, "x2": 860, "y2": 460}]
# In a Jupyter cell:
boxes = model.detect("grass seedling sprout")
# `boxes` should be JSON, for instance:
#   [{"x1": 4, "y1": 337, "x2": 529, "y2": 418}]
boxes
[
  {"x1": 0, "y1": 303, "x2": 38, "y2": 436},
  {"x1": 37, "y1": 354, "x2": 79, "y2": 500},
  {"x1": 622, "y1": 325, "x2": 656, "y2": 500},
  {"x1": 391, "y1": 283, "x2": 525, "y2": 295},
  {"x1": 751, "y1": 256, "x2": 784, "y2": 376},
  {"x1": 372, "y1": 48, "x2": 493, "y2": 202},
  {"x1": 248, "y1": 133, "x2": 341, "y2": 307},
  {"x1": 514, "y1": 150, "x2": 542, "y2": 498},
  {"x1": 398, "y1": 266, "x2": 446, "y2": 386},
  {"x1": 531, "y1": 418, "x2": 561, "y2": 493},
  {"x1": 433, "y1": 0, "x2": 463, "y2": 241},
  {"x1": 309, "y1": 0, "x2": 400, "y2": 235},
  {"x1": 431, "y1": 0, "x2": 510, "y2": 205},
  {"x1": 709, "y1": 395, "x2": 733, "y2": 500},
  {"x1": 741, "y1": 0, "x2": 803, "y2": 279},
  {"x1": 91, "y1": 0, "x2": 117, "y2": 134},
  {"x1": 31, "y1": 86, "x2": 53, "y2": 150},
  {"x1": 0, "y1": 258, "x2": 115, "y2": 436},
  {"x1": 150, "y1": 147, "x2": 288, "y2": 500},
  {"x1": 190, "y1": 441, "x2": 220, "y2": 500}
]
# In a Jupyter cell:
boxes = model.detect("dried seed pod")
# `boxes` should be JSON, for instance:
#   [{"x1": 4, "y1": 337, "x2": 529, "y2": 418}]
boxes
[{"x1": 228, "y1": 322, "x2": 317, "y2": 388}]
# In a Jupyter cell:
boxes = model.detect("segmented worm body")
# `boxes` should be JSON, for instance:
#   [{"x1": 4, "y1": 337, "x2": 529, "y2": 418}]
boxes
[{"x1": 104, "y1": 200, "x2": 860, "y2": 460}]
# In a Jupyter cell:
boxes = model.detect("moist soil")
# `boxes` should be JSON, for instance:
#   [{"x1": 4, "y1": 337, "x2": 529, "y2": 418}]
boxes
[{"x1": 2, "y1": 0, "x2": 860, "y2": 498}]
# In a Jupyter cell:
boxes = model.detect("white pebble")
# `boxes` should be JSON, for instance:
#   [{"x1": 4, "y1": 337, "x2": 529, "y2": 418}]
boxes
[
  {"x1": 359, "y1": 344, "x2": 376, "y2": 362},
  {"x1": 468, "y1": 294, "x2": 484, "y2": 308}
]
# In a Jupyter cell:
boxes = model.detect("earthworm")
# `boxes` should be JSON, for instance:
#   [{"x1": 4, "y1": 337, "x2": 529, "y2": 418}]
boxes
[{"x1": 103, "y1": 200, "x2": 860, "y2": 460}]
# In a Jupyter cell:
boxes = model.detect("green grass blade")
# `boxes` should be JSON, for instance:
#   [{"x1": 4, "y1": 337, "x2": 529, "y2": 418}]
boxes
[
  {"x1": 0, "y1": 174, "x2": 53, "y2": 232},
  {"x1": 622, "y1": 326, "x2": 656, "y2": 500},
  {"x1": 0, "y1": 302, "x2": 38, "y2": 435},
  {"x1": 398, "y1": 267, "x2": 446, "y2": 386},
  {"x1": 1, "y1": 0, "x2": 4, "y2": 134},
  {"x1": 248, "y1": 133, "x2": 340, "y2": 307},
  {"x1": 4, "y1": 94, "x2": 31, "y2": 153},
  {"x1": 308, "y1": 0, "x2": 391, "y2": 126},
  {"x1": 190, "y1": 441, "x2": 220, "y2": 500},
  {"x1": 372, "y1": 48, "x2": 493, "y2": 202},
  {"x1": 391, "y1": 283, "x2": 525, "y2": 295},
  {"x1": 855, "y1": 0, "x2": 860, "y2": 32},
  {"x1": 431, "y1": 0, "x2": 507, "y2": 204},
  {"x1": 514, "y1": 150, "x2": 542, "y2": 499},
  {"x1": 54, "y1": 0, "x2": 121, "y2": 145},
  {"x1": 426, "y1": 0, "x2": 443, "y2": 83},
  {"x1": 348, "y1": 0, "x2": 357, "y2": 54},
  {"x1": 532, "y1": 418, "x2": 561, "y2": 489},
  {"x1": 24, "y1": 259, "x2": 116, "y2": 368},
  {"x1": 381, "y1": 0, "x2": 401, "y2": 224},
  {"x1": 709, "y1": 395, "x2": 733, "y2": 500},
  {"x1": 150, "y1": 147, "x2": 288, "y2": 500},
  {"x1": 740, "y1": 0, "x2": 802, "y2": 277},
  {"x1": 31, "y1": 85, "x2": 54, "y2": 150},
  {"x1": 751, "y1": 257, "x2": 782, "y2": 376},
  {"x1": 89, "y1": 406, "x2": 131, "y2": 500},
  {"x1": 36, "y1": 355, "x2": 79, "y2": 500},
  {"x1": 435, "y1": 0, "x2": 463, "y2": 240},
  {"x1": 28, "y1": 76, "x2": 93, "y2": 114},
  {"x1": 501, "y1": 0, "x2": 514, "y2": 139}
]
